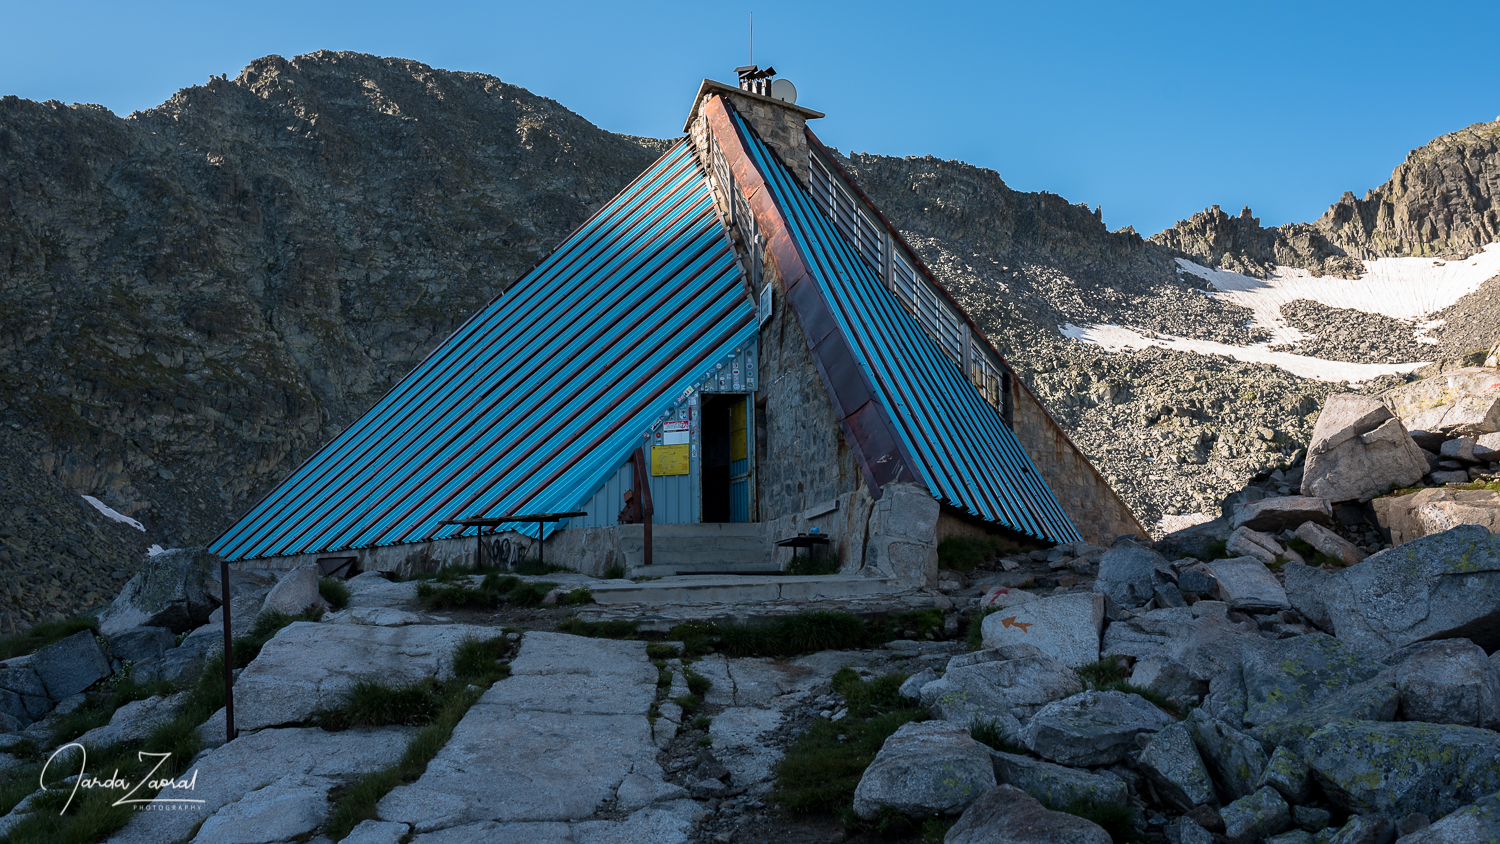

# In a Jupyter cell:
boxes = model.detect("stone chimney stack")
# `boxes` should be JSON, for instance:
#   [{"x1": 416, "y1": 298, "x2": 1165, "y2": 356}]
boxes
[{"x1": 684, "y1": 66, "x2": 823, "y2": 188}]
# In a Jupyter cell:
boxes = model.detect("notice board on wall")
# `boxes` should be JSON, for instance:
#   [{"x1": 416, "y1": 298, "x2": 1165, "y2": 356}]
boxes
[{"x1": 651, "y1": 444, "x2": 689, "y2": 476}]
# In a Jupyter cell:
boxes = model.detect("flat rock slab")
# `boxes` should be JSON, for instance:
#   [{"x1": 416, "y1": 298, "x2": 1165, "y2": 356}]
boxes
[
  {"x1": 408, "y1": 799, "x2": 701, "y2": 844},
  {"x1": 193, "y1": 773, "x2": 335, "y2": 844},
  {"x1": 326, "y1": 607, "x2": 423, "y2": 626},
  {"x1": 709, "y1": 707, "x2": 785, "y2": 790},
  {"x1": 1208, "y1": 556, "x2": 1290, "y2": 611},
  {"x1": 346, "y1": 572, "x2": 421, "y2": 608},
  {"x1": 1205, "y1": 633, "x2": 1382, "y2": 730},
  {"x1": 378, "y1": 632, "x2": 662, "y2": 833},
  {"x1": 1232, "y1": 496, "x2": 1333, "y2": 533},
  {"x1": 233, "y1": 622, "x2": 492, "y2": 730},
  {"x1": 107, "y1": 726, "x2": 411, "y2": 844},
  {"x1": 980, "y1": 591, "x2": 1103, "y2": 667}
]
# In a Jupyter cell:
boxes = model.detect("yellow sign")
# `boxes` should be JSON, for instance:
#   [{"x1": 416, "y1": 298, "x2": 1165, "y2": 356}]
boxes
[{"x1": 651, "y1": 444, "x2": 689, "y2": 476}]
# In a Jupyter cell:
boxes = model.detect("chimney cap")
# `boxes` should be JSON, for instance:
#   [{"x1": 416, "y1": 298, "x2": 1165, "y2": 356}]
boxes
[{"x1": 735, "y1": 65, "x2": 776, "y2": 80}]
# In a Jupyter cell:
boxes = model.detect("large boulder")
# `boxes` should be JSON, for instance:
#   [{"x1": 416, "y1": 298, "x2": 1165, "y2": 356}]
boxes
[
  {"x1": 1373, "y1": 488, "x2": 1500, "y2": 545},
  {"x1": 851, "y1": 720, "x2": 995, "y2": 820},
  {"x1": 921, "y1": 646, "x2": 1081, "y2": 725},
  {"x1": 1301, "y1": 525, "x2": 1500, "y2": 656},
  {"x1": 0, "y1": 660, "x2": 53, "y2": 725},
  {"x1": 1393, "y1": 789, "x2": 1500, "y2": 844},
  {"x1": 1302, "y1": 720, "x2": 1500, "y2": 818},
  {"x1": 980, "y1": 592, "x2": 1103, "y2": 668},
  {"x1": 1207, "y1": 556, "x2": 1290, "y2": 611},
  {"x1": 1102, "y1": 602, "x2": 1261, "y2": 699},
  {"x1": 98, "y1": 547, "x2": 217, "y2": 635},
  {"x1": 944, "y1": 785, "x2": 1112, "y2": 844},
  {"x1": 1300, "y1": 394, "x2": 1428, "y2": 503},
  {"x1": 1404, "y1": 395, "x2": 1500, "y2": 438},
  {"x1": 1021, "y1": 690, "x2": 1173, "y2": 767},
  {"x1": 988, "y1": 751, "x2": 1127, "y2": 809},
  {"x1": 261, "y1": 564, "x2": 330, "y2": 616},
  {"x1": 31, "y1": 629, "x2": 111, "y2": 701},
  {"x1": 107, "y1": 626, "x2": 176, "y2": 668},
  {"x1": 1204, "y1": 634, "x2": 1384, "y2": 731},
  {"x1": 1094, "y1": 541, "x2": 1167, "y2": 609},
  {"x1": 1378, "y1": 639, "x2": 1500, "y2": 728},
  {"x1": 1137, "y1": 721, "x2": 1217, "y2": 810},
  {"x1": 1382, "y1": 367, "x2": 1500, "y2": 429},
  {"x1": 1232, "y1": 497, "x2": 1333, "y2": 533}
]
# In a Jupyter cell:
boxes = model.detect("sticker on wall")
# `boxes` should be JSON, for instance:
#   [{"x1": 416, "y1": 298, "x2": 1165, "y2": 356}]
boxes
[{"x1": 662, "y1": 420, "x2": 690, "y2": 446}]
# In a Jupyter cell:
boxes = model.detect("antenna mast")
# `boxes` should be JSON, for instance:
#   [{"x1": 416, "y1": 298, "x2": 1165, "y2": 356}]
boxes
[{"x1": 750, "y1": 12, "x2": 754, "y2": 64}]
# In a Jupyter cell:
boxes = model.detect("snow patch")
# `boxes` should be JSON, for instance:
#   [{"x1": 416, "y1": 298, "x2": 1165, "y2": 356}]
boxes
[
  {"x1": 147, "y1": 544, "x2": 171, "y2": 557},
  {"x1": 1176, "y1": 242, "x2": 1500, "y2": 345},
  {"x1": 81, "y1": 495, "x2": 145, "y2": 532},
  {"x1": 1059, "y1": 323, "x2": 1428, "y2": 383}
]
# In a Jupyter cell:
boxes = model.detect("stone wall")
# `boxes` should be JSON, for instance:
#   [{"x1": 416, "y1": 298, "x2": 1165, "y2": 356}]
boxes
[
  {"x1": 756, "y1": 278, "x2": 868, "y2": 525},
  {"x1": 688, "y1": 86, "x2": 813, "y2": 189},
  {"x1": 934, "y1": 508, "x2": 1045, "y2": 554},
  {"x1": 1008, "y1": 374, "x2": 1149, "y2": 544}
]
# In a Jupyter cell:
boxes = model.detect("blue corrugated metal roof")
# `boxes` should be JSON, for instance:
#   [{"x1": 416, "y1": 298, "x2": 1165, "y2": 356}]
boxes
[
  {"x1": 210, "y1": 141, "x2": 755, "y2": 561},
  {"x1": 727, "y1": 109, "x2": 1081, "y2": 543}
]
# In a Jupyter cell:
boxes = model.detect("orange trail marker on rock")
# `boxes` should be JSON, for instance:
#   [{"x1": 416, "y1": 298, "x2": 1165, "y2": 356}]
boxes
[{"x1": 1001, "y1": 616, "x2": 1032, "y2": 632}]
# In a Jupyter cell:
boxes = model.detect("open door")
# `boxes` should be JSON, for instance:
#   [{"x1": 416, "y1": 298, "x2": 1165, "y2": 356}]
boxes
[{"x1": 700, "y1": 393, "x2": 754, "y2": 522}]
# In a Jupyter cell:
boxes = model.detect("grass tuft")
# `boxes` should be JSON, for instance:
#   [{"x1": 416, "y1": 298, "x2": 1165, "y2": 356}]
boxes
[
  {"x1": 1074, "y1": 658, "x2": 1128, "y2": 689},
  {"x1": 968, "y1": 718, "x2": 1027, "y2": 755},
  {"x1": 318, "y1": 577, "x2": 351, "y2": 609},
  {"x1": 512, "y1": 557, "x2": 573, "y2": 576},
  {"x1": 775, "y1": 670, "x2": 925, "y2": 818},
  {"x1": 0, "y1": 616, "x2": 97, "y2": 660},
  {"x1": 602, "y1": 564, "x2": 627, "y2": 580},
  {"x1": 1059, "y1": 799, "x2": 1137, "y2": 843},
  {"x1": 558, "y1": 587, "x2": 592, "y2": 607},
  {"x1": 937, "y1": 536, "x2": 1008, "y2": 572},
  {"x1": 316, "y1": 679, "x2": 444, "y2": 729},
  {"x1": 965, "y1": 607, "x2": 1001, "y2": 651},
  {"x1": 684, "y1": 669, "x2": 712, "y2": 698},
  {"x1": 322, "y1": 636, "x2": 513, "y2": 840}
]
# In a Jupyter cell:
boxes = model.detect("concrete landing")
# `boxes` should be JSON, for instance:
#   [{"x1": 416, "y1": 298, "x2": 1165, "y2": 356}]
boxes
[{"x1": 588, "y1": 574, "x2": 908, "y2": 605}]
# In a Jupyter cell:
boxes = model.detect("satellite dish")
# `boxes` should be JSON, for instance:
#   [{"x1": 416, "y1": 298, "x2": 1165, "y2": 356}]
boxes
[{"x1": 770, "y1": 78, "x2": 797, "y2": 104}]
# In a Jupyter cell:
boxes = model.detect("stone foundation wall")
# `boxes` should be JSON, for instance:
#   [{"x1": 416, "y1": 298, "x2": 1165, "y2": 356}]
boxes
[{"x1": 1008, "y1": 374, "x2": 1148, "y2": 544}]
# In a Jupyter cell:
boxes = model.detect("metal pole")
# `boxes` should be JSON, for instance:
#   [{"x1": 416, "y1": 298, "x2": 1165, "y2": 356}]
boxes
[{"x1": 220, "y1": 554, "x2": 236, "y2": 744}]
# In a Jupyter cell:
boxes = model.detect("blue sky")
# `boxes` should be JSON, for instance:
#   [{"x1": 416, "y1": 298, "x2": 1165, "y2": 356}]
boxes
[{"x1": 2, "y1": 0, "x2": 1494, "y2": 236}]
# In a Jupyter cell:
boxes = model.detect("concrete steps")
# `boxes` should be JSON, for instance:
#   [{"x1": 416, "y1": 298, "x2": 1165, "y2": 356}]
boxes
[
  {"x1": 618, "y1": 522, "x2": 773, "y2": 576},
  {"x1": 588, "y1": 574, "x2": 908, "y2": 606}
]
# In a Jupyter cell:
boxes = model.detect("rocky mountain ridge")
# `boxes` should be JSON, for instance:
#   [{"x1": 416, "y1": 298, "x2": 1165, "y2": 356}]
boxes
[{"x1": 1152, "y1": 118, "x2": 1500, "y2": 276}]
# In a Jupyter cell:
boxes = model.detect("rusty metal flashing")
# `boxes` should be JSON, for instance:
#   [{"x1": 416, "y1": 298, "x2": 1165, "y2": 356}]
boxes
[{"x1": 704, "y1": 94, "x2": 919, "y2": 501}]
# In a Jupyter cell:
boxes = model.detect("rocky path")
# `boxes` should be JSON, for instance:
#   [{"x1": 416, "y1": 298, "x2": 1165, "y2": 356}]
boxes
[{"x1": 377, "y1": 631, "x2": 699, "y2": 842}]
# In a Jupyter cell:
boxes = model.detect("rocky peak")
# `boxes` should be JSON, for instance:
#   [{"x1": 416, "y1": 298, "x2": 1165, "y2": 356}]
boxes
[{"x1": 1154, "y1": 118, "x2": 1500, "y2": 274}]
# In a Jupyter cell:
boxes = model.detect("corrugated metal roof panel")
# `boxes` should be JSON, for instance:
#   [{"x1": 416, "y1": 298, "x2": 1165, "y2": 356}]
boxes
[
  {"x1": 725, "y1": 108, "x2": 1081, "y2": 543},
  {"x1": 210, "y1": 141, "x2": 755, "y2": 561}
]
